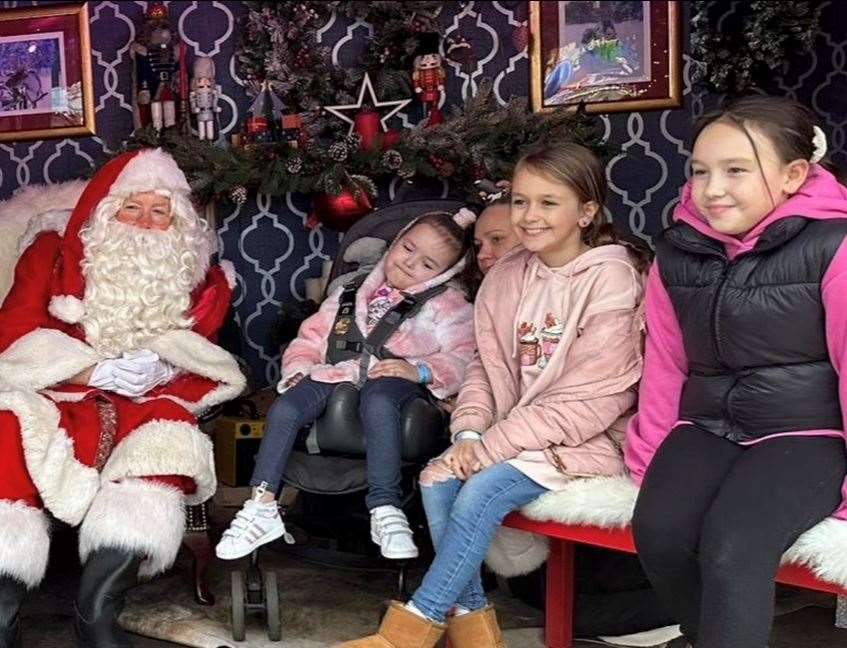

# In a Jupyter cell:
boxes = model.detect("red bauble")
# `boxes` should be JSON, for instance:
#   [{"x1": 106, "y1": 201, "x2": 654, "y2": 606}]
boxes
[
  {"x1": 426, "y1": 108, "x2": 445, "y2": 127},
  {"x1": 310, "y1": 188, "x2": 373, "y2": 231},
  {"x1": 381, "y1": 129, "x2": 402, "y2": 149},
  {"x1": 354, "y1": 107, "x2": 381, "y2": 150}
]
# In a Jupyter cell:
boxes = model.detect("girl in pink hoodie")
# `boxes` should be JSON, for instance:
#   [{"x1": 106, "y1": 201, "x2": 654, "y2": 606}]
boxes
[
  {"x1": 216, "y1": 210, "x2": 477, "y2": 563},
  {"x1": 335, "y1": 144, "x2": 647, "y2": 648},
  {"x1": 626, "y1": 95, "x2": 847, "y2": 648}
]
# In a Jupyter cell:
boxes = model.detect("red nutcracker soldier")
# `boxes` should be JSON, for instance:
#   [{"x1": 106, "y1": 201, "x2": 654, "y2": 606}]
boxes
[
  {"x1": 412, "y1": 34, "x2": 445, "y2": 120},
  {"x1": 130, "y1": 4, "x2": 185, "y2": 132}
]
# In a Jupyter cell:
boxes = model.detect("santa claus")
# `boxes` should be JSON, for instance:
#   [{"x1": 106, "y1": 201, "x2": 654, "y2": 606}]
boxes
[{"x1": 0, "y1": 149, "x2": 245, "y2": 647}]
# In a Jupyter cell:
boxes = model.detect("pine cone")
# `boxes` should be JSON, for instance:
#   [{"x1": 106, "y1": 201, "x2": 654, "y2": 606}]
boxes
[
  {"x1": 345, "y1": 133, "x2": 363, "y2": 149},
  {"x1": 229, "y1": 185, "x2": 248, "y2": 205},
  {"x1": 329, "y1": 142, "x2": 349, "y2": 162},
  {"x1": 286, "y1": 155, "x2": 304, "y2": 174},
  {"x1": 397, "y1": 164, "x2": 416, "y2": 180},
  {"x1": 381, "y1": 149, "x2": 403, "y2": 170}
]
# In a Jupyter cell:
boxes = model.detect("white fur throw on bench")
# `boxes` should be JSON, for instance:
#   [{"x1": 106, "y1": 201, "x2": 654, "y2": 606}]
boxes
[{"x1": 485, "y1": 474, "x2": 847, "y2": 592}]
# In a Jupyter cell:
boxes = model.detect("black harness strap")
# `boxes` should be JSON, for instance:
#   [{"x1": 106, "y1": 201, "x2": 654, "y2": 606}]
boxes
[{"x1": 323, "y1": 276, "x2": 448, "y2": 387}]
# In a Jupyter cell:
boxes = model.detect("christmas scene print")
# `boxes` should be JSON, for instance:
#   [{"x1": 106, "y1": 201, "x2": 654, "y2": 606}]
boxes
[{"x1": 518, "y1": 313, "x2": 564, "y2": 369}]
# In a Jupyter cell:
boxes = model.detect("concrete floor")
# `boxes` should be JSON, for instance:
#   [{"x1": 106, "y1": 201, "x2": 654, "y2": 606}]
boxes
[
  {"x1": 19, "y1": 535, "x2": 847, "y2": 648},
  {"x1": 17, "y1": 499, "x2": 847, "y2": 648}
]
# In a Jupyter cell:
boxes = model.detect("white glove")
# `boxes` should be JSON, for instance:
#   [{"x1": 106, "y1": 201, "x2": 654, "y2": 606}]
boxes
[
  {"x1": 90, "y1": 350, "x2": 177, "y2": 397},
  {"x1": 88, "y1": 358, "x2": 123, "y2": 391}
]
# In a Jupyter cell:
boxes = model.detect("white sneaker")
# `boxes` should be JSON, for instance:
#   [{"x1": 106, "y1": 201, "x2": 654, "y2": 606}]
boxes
[
  {"x1": 215, "y1": 484, "x2": 294, "y2": 560},
  {"x1": 370, "y1": 505, "x2": 419, "y2": 560}
]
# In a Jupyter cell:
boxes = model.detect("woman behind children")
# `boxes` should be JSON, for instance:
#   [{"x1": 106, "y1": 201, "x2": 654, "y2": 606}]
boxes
[
  {"x1": 335, "y1": 142, "x2": 647, "y2": 648},
  {"x1": 216, "y1": 210, "x2": 478, "y2": 562},
  {"x1": 626, "y1": 95, "x2": 847, "y2": 648}
]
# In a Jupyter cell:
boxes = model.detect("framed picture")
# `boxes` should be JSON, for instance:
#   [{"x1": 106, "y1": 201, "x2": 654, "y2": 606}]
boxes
[
  {"x1": 529, "y1": 1, "x2": 682, "y2": 113},
  {"x1": 0, "y1": 3, "x2": 95, "y2": 142}
]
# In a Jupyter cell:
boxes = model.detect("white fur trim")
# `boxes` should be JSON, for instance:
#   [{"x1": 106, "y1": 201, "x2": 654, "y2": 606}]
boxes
[
  {"x1": 146, "y1": 329, "x2": 246, "y2": 413},
  {"x1": 101, "y1": 419, "x2": 216, "y2": 506},
  {"x1": 48, "y1": 295, "x2": 86, "y2": 324},
  {"x1": 485, "y1": 527, "x2": 550, "y2": 577},
  {"x1": 0, "y1": 180, "x2": 86, "y2": 304},
  {"x1": 18, "y1": 209, "x2": 72, "y2": 256},
  {"x1": 79, "y1": 479, "x2": 185, "y2": 579},
  {"x1": 109, "y1": 148, "x2": 191, "y2": 199},
  {"x1": 220, "y1": 259, "x2": 237, "y2": 289},
  {"x1": 0, "y1": 500, "x2": 50, "y2": 588},
  {"x1": 486, "y1": 474, "x2": 847, "y2": 590},
  {"x1": 0, "y1": 390, "x2": 100, "y2": 525},
  {"x1": 0, "y1": 328, "x2": 100, "y2": 391},
  {"x1": 781, "y1": 518, "x2": 847, "y2": 588}
]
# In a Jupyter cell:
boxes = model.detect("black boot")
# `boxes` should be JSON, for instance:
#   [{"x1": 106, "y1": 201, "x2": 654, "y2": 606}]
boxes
[
  {"x1": 0, "y1": 576, "x2": 26, "y2": 648},
  {"x1": 74, "y1": 548, "x2": 142, "y2": 648}
]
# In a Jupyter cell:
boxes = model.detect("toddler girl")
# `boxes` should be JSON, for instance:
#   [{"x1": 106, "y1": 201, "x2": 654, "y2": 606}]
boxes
[{"x1": 216, "y1": 210, "x2": 477, "y2": 561}]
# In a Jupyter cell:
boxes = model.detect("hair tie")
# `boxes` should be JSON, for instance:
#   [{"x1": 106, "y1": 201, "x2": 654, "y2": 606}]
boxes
[
  {"x1": 810, "y1": 125, "x2": 828, "y2": 164},
  {"x1": 452, "y1": 207, "x2": 477, "y2": 229}
]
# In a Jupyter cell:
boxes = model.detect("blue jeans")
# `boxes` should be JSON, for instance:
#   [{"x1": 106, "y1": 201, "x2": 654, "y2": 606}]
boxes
[
  {"x1": 250, "y1": 376, "x2": 427, "y2": 509},
  {"x1": 411, "y1": 463, "x2": 548, "y2": 622}
]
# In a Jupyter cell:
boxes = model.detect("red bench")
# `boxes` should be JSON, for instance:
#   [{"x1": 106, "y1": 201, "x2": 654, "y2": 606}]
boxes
[{"x1": 502, "y1": 512, "x2": 847, "y2": 648}]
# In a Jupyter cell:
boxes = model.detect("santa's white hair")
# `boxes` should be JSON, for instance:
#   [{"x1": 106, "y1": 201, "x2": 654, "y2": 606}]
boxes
[{"x1": 79, "y1": 190, "x2": 215, "y2": 357}]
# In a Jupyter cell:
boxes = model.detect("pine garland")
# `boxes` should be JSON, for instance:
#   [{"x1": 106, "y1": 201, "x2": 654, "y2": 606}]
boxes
[
  {"x1": 122, "y1": 81, "x2": 605, "y2": 206},
  {"x1": 691, "y1": 1, "x2": 822, "y2": 95},
  {"x1": 116, "y1": 3, "x2": 607, "y2": 207}
]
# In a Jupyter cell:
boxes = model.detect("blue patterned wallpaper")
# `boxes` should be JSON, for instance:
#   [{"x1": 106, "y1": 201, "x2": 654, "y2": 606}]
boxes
[{"x1": 1, "y1": 1, "x2": 845, "y2": 386}]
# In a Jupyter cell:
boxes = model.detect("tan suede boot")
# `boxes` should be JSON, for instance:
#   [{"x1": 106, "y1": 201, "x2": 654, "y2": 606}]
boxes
[
  {"x1": 445, "y1": 606, "x2": 507, "y2": 648},
  {"x1": 334, "y1": 601, "x2": 446, "y2": 648}
]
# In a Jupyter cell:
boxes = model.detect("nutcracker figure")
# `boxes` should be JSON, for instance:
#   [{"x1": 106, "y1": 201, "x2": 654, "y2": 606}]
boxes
[
  {"x1": 412, "y1": 34, "x2": 445, "y2": 118},
  {"x1": 130, "y1": 4, "x2": 184, "y2": 131},
  {"x1": 190, "y1": 57, "x2": 221, "y2": 140}
]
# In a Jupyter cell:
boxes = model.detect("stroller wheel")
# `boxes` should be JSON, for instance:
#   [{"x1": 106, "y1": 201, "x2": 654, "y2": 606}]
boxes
[
  {"x1": 231, "y1": 570, "x2": 247, "y2": 641},
  {"x1": 264, "y1": 570, "x2": 282, "y2": 641}
]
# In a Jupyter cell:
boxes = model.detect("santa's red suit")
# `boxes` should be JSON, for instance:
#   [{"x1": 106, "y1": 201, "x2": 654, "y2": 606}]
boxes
[{"x1": 0, "y1": 149, "x2": 245, "y2": 592}]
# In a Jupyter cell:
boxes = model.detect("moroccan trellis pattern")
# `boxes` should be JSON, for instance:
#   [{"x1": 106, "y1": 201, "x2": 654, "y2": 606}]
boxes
[{"x1": 1, "y1": 1, "x2": 845, "y2": 386}]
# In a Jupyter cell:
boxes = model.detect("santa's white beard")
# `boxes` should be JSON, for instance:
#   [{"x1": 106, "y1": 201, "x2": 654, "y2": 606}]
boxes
[{"x1": 81, "y1": 220, "x2": 198, "y2": 357}]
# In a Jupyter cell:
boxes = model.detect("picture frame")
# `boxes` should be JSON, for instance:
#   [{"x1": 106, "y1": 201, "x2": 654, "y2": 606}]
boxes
[
  {"x1": 529, "y1": 1, "x2": 682, "y2": 113},
  {"x1": 0, "y1": 2, "x2": 95, "y2": 142}
]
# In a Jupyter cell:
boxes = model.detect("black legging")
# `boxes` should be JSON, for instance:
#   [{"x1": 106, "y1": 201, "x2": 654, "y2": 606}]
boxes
[{"x1": 632, "y1": 425, "x2": 846, "y2": 648}]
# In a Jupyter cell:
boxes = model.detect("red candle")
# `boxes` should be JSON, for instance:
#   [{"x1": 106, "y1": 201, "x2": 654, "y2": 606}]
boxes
[{"x1": 354, "y1": 107, "x2": 381, "y2": 151}]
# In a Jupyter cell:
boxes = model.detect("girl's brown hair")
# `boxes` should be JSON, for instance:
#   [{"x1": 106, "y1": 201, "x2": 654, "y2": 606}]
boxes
[
  {"x1": 515, "y1": 142, "x2": 652, "y2": 273},
  {"x1": 407, "y1": 211, "x2": 480, "y2": 299}
]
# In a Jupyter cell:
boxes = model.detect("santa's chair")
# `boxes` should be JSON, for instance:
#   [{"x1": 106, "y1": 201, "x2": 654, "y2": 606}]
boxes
[{"x1": 0, "y1": 181, "x2": 218, "y2": 606}]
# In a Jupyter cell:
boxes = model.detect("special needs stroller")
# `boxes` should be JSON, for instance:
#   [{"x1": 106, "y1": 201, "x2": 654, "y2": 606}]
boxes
[{"x1": 228, "y1": 198, "x2": 467, "y2": 641}]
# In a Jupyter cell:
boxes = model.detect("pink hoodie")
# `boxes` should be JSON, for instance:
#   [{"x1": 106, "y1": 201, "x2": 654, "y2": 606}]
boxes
[
  {"x1": 625, "y1": 166, "x2": 847, "y2": 519},
  {"x1": 452, "y1": 246, "x2": 645, "y2": 481}
]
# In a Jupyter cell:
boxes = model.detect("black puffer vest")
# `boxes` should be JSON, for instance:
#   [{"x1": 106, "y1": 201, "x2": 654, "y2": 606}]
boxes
[{"x1": 655, "y1": 217, "x2": 847, "y2": 442}]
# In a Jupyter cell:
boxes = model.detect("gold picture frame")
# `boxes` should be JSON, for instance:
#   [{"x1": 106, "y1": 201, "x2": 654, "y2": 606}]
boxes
[
  {"x1": 0, "y1": 2, "x2": 96, "y2": 142},
  {"x1": 530, "y1": 1, "x2": 682, "y2": 113}
]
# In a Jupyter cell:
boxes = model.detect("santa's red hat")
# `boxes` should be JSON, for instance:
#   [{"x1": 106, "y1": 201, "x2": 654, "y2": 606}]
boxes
[{"x1": 48, "y1": 148, "x2": 192, "y2": 324}]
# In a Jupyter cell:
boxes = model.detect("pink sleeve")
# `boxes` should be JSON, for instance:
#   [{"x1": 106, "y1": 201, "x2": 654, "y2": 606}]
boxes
[
  {"x1": 624, "y1": 261, "x2": 688, "y2": 483},
  {"x1": 280, "y1": 288, "x2": 341, "y2": 381},
  {"x1": 449, "y1": 353, "x2": 496, "y2": 435},
  {"x1": 821, "y1": 237, "x2": 847, "y2": 519}
]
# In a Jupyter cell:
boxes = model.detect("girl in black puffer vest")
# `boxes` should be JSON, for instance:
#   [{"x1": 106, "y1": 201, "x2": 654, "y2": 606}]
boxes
[{"x1": 626, "y1": 95, "x2": 847, "y2": 648}]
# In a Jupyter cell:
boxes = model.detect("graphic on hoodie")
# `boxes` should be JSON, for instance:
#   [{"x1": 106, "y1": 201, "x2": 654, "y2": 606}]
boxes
[
  {"x1": 518, "y1": 313, "x2": 563, "y2": 368},
  {"x1": 540, "y1": 313, "x2": 564, "y2": 368},
  {"x1": 518, "y1": 322, "x2": 539, "y2": 367}
]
